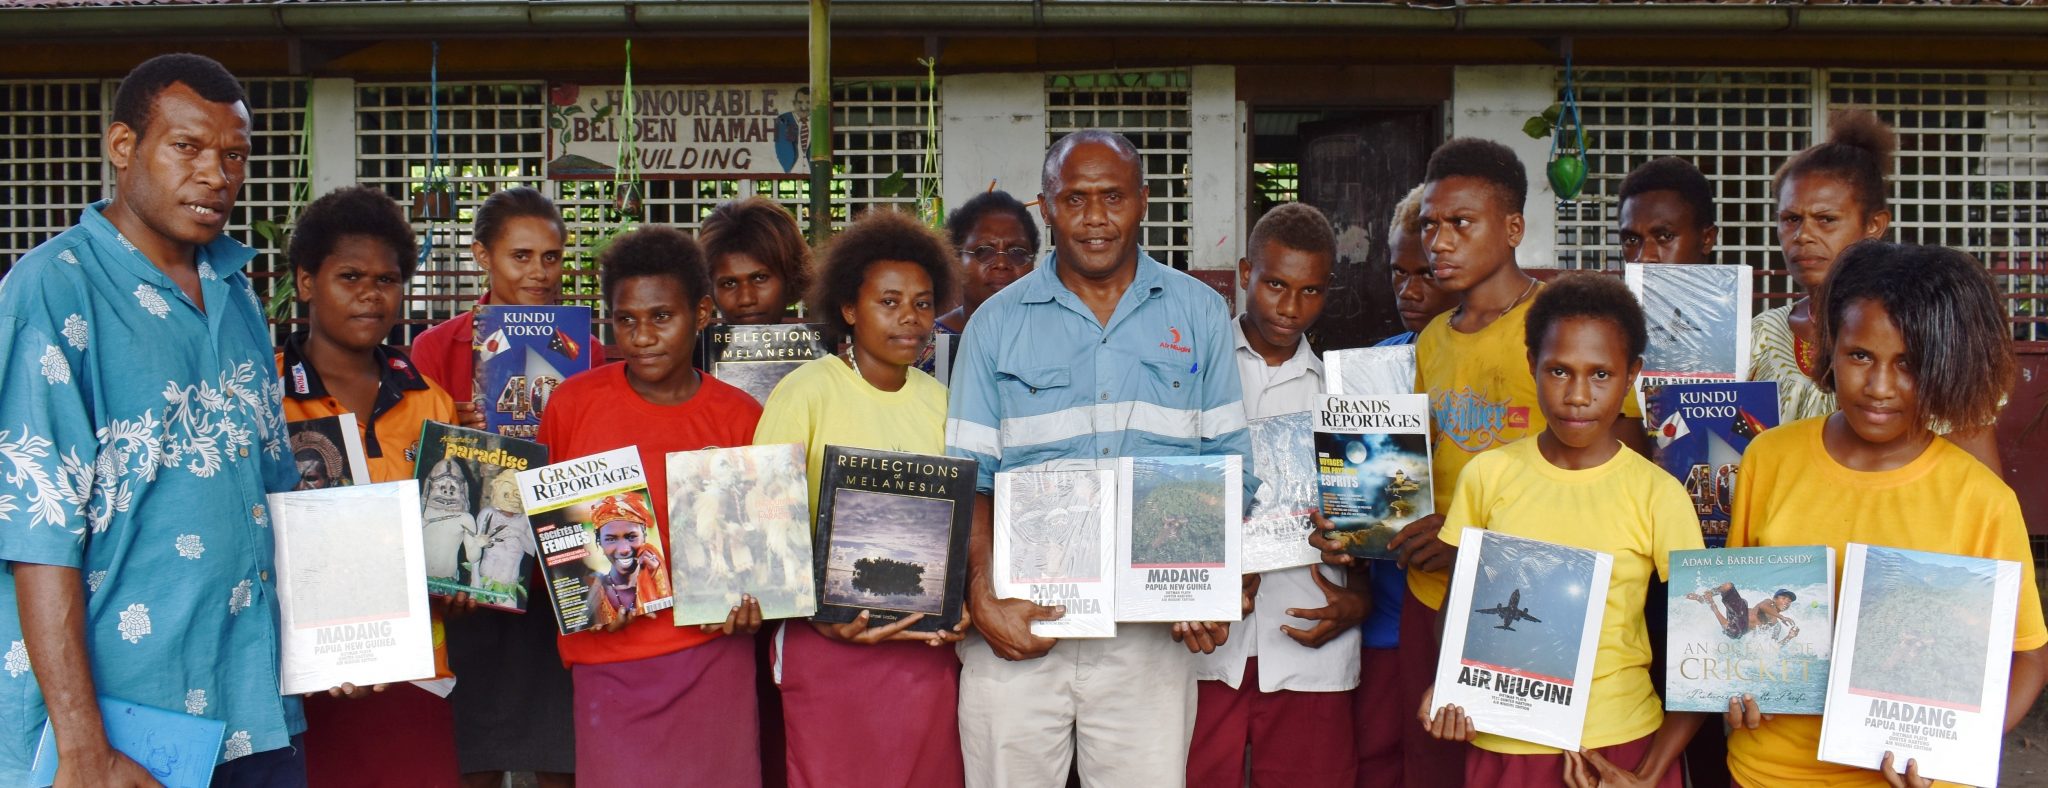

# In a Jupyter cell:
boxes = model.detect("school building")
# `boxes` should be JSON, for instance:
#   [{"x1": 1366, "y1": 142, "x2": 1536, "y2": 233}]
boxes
[{"x1": 4, "y1": 0, "x2": 2047, "y2": 527}]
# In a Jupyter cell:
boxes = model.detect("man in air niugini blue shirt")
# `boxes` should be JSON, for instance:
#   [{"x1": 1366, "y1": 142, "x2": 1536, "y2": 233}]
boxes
[{"x1": 944, "y1": 129, "x2": 1254, "y2": 788}]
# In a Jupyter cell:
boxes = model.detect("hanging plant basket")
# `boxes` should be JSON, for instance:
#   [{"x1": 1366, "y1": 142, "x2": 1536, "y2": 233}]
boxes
[
  {"x1": 613, "y1": 181, "x2": 644, "y2": 220},
  {"x1": 1549, "y1": 148, "x2": 1588, "y2": 202},
  {"x1": 411, "y1": 181, "x2": 454, "y2": 222}
]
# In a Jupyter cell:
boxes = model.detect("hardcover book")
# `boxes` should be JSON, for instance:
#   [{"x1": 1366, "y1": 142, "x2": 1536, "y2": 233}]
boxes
[
  {"x1": 665, "y1": 443, "x2": 818, "y2": 626},
  {"x1": 1624, "y1": 263, "x2": 1753, "y2": 411},
  {"x1": 269, "y1": 480, "x2": 437, "y2": 696},
  {"x1": 700, "y1": 323, "x2": 830, "y2": 404},
  {"x1": 1666, "y1": 546, "x2": 1835, "y2": 714},
  {"x1": 30, "y1": 697, "x2": 227, "y2": 788},
  {"x1": 286, "y1": 413, "x2": 371, "y2": 490},
  {"x1": 517, "y1": 447, "x2": 675, "y2": 635},
  {"x1": 1323, "y1": 344, "x2": 1416, "y2": 398},
  {"x1": 1114, "y1": 455, "x2": 1244, "y2": 623},
  {"x1": 1643, "y1": 382, "x2": 1780, "y2": 547},
  {"x1": 1314, "y1": 394, "x2": 1434, "y2": 560},
  {"x1": 1241, "y1": 411, "x2": 1320, "y2": 573},
  {"x1": 993, "y1": 468, "x2": 1117, "y2": 638},
  {"x1": 813, "y1": 446, "x2": 976, "y2": 632},
  {"x1": 1434, "y1": 528, "x2": 1613, "y2": 752},
  {"x1": 1818, "y1": 544, "x2": 2021, "y2": 787},
  {"x1": 473, "y1": 304, "x2": 592, "y2": 440},
  {"x1": 415, "y1": 422, "x2": 551, "y2": 612}
]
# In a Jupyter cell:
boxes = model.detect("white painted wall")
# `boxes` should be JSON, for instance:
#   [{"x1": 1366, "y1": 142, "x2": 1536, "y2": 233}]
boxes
[
  {"x1": 1450, "y1": 66, "x2": 1561, "y2": 269},
  {"x1": 308, "y1": 78, "x2": 356, "y2": 198},
  {"x1": 1188, "y1": 65, "x2": 1241, "y2": 271},
  {"x1": 939, "y1": 72, "x2": 1047, "y2": 216}
]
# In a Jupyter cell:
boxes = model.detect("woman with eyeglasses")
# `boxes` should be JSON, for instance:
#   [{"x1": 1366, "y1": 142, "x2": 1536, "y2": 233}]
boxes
[{"x1": 937, "y1": 190, "x2": 1041, "y2": 335}]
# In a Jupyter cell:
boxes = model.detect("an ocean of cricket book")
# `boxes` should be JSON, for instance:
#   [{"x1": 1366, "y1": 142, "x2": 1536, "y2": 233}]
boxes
[
  {"x1": 416, "y1": 422, "x2": 551, "y2": 612},
  {"x1": 1624, "y1": 263, "x2": 1753, "y2": 410},
  {"x1": 30, "y1": 696, "x2": 227, "y2": 788},
  {"x1": 1666, "y1": 546, "x2": 1834, "y2": 714},
  {"x1": 1818, "y1": 544, "x2": 2021, "y2": 787},
  {"x1": 518, "y1": 447, "x2": 675, "y2": 635},
  {"x1": 700, "y1": 322, "x2": 830, "y2": 404},
  {"x1": 1644, "y1": 382, "x2": 1780, "y2": 548},
  {"x1": 993, "y1": 468, "x2": 1117, "y2": 638},
  {"x1": 1323, "y1": 343, "x2": 1416, "y2": 398},
  {"x1": 665, "y1": 443, "x2": 818, "y2": 626},
  {"x1": 1241, "y1": 411, "x2": 1320, "y2": 573},
  {"x1": 268, "y1": 480, "x2": 437, "y2": 696},
  {"x1": 286, "y1": 412, "x2": 370, "y2": 490},
  {"x1": 473, "y1": 304, "x2": 591, "y2": 439},
  {"x1": 1114, "y1": 455, "x2": 1243, "y2": 623},
  {"x1": 1434, "y1": 528, "x2": 1612, "y2": 752},
  {"x1": 1314, "y1": 394, "x2": 1434, "y2": 560},
  {"x1": 812, "y1": 446, "x2": 976, "y2": 632}
]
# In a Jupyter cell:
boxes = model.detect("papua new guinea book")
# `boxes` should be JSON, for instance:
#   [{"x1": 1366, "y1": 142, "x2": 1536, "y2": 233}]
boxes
[
  {"x1": 1241, "y1": 411, "x2": 1320, "y2": 573},
  {"x1": 1625, "y1": 263, "x2": 1753, "y2": 411},
  {"x1": 1323, "y1": 344, "x2": 1416, "y2": 398},
  {"x1": 269, "y1": 480, "x2": 437, "y2": 696},
  {"x1": 993, "y1": 468, "x2": 1117, "y2": 638},
  {"x1": 1818, "y1": 544, "x2": 2021, "y2": 788},
  {"x1": 286, "y1": 413, "x2": 371, "y2": 491},
  {"x1": 665, "y1": 443, "x2": 818, "y2": 626},
  {"x1": 699, "y1": 322, "x2": 830, "y2": 404},
  {"x1": 1114, "y1": 455, "x2": 1244, "y2": 623},
  {"x1": 813, "y1": 446, "x2": 975, "y2": 633},
  {"x1": 517, "y1": 446, "x2": 674, "y2": 635},
  {"x1": 1643, "y1": 381, "x2": 1779, "y2": 548},
  {"x1": 415, "y1": 421, "x2": 550, "y2": 612},
  {"x1": 473, "y1": 304, "x2": 591, "y2": 440},
  {"x1": 1433, "y1": 528, "x2": 1613, "y2": 752},
  {"x1": 1666, "y1": 546, "x2": 1834, "y2": 714},
  {"x1": 1314, "y1": 394, "x2": 1434, "y2": 560}
]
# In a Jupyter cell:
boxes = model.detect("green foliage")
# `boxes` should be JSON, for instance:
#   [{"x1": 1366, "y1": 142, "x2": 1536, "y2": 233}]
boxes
[{"x1": 1130, "y1": 482, "x2": 1225, "y2": 566}]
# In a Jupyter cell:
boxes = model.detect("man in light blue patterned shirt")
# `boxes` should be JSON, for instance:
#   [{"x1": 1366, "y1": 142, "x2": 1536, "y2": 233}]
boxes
[
  {"x1": 945, "y1": 130, "x2": 1254, "y2": 787},
  {"x1": 0, "y1": 54, "x2": 309, "y2": 786}
]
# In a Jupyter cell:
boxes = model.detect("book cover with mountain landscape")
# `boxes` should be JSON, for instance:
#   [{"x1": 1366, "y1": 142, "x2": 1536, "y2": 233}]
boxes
[
  {"x1": 813, "y1": 446, "x2": 975, "y2": 632},
  {"x1": 1114, "y1": 455, "x2": 1243, "y2": 623},
  {"x1": 1819, "y1": 544, "x2": 2020, "y2": 787}
]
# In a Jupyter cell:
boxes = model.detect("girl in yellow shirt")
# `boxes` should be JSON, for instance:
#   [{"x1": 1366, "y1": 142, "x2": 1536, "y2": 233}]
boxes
[
  {"x1": 1422, "y1": 274, "x2": 1707, "y2": 787},
  {"x1": 1725, "y1": 240, "x2": 2047, "y2": 787}
]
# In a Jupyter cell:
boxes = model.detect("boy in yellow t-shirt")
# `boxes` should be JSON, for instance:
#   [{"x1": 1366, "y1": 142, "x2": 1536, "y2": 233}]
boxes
[
  {"x1": 1724, "y1": 241, "x2": 2047, "y2": 787},
  {"x1": 1421, "y1": 274, "x2": 1705, "y2": 787}
]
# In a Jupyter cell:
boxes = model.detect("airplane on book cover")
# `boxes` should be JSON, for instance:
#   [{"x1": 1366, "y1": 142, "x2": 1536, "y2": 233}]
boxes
[{"x1": 1477, "y1": 589, "x2": 1543, "y2": 631}]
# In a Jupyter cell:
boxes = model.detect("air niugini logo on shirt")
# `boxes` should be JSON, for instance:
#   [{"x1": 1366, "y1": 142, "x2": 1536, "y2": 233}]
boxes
[
  {"x1": 1431, "y1": 387, "x2": 1530, "y2": 452},
  {"x1": 1159, "y1": 327, "x2": 1191, "y2": 354}
]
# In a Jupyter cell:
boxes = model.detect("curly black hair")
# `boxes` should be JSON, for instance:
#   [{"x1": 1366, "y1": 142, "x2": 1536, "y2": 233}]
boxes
[
  {"x1": 699, "y1": 197, "x2": 812, "y2": 305},
  {"x1": 1248, "y1": 202, "x2": 1336, "y2": 263},
  {"x1": 1814, "y1": 240, "x2": 2012, "y2": 430},
  {"x1": 598, "y1": 225, "x2": 711, "y2": 308},
  {"x1": 945, "y1": 190, "x2": 1041, "y2": 257},
  {"x1": 113, "y1": 53, "x2": 246, "y2": 140},
  {"x1": 1425, "y1": 137, "x2": 1528, "y2": 213},
  {"x1": 1523, "y1": 272, "x2": 1648, "y2": 363},
  {"x1": 1619, "y1": 156, "x2": 1716, "y2": 231},
  {"x1": 288, "y1": 186, "x2": 418, "y2": 279},
  {"x1": 1775, "y1": 110, "x2": 1895, "y2": 217},
  {"x1": 807, "y1": 209, "x2": 956, "y2": 349}
]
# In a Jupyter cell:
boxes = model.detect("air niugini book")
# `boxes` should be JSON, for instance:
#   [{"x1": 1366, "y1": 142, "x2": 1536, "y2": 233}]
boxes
[{"x1": 1433, "y1": 527, "x2": 1612, "y2": 752}]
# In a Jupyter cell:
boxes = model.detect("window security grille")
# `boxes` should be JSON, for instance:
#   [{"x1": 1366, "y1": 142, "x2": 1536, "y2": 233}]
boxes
[
  {"x1": 1047, "y1": 71, "x2": 1194, "y2": 269},
  {"x1": 0, "y1": 80, "x2": 104, "y2": 269}
]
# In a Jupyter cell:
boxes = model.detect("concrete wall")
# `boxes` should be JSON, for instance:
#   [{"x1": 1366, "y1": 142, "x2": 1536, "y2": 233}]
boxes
[
  {"x1": 1188, "y1": 65, "x2": 1241, "y2": 272},
  {"x1": 1449, "y1": 66, "x2": 1560, "y2": 270},
  {"x1": 939, "y1": 72, "x2": 1047, "y2": 218}
]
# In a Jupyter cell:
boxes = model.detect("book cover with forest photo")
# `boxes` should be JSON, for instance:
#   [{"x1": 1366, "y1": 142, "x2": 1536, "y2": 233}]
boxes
[
  {"x1": 1114, "y1": 455, "x2": 1243, "y2": 623},
  {"x1": 813, "y1": 446, "x2": 975, "y2": 633},
  {"x1": 1818, "y1": 544, "x2": 2020, "y2": 787}
]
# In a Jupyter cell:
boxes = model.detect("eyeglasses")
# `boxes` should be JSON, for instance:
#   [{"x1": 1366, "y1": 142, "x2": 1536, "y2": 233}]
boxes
[{"x1": 965, "y1": 245, "x2": 1035, "y2": 267}]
